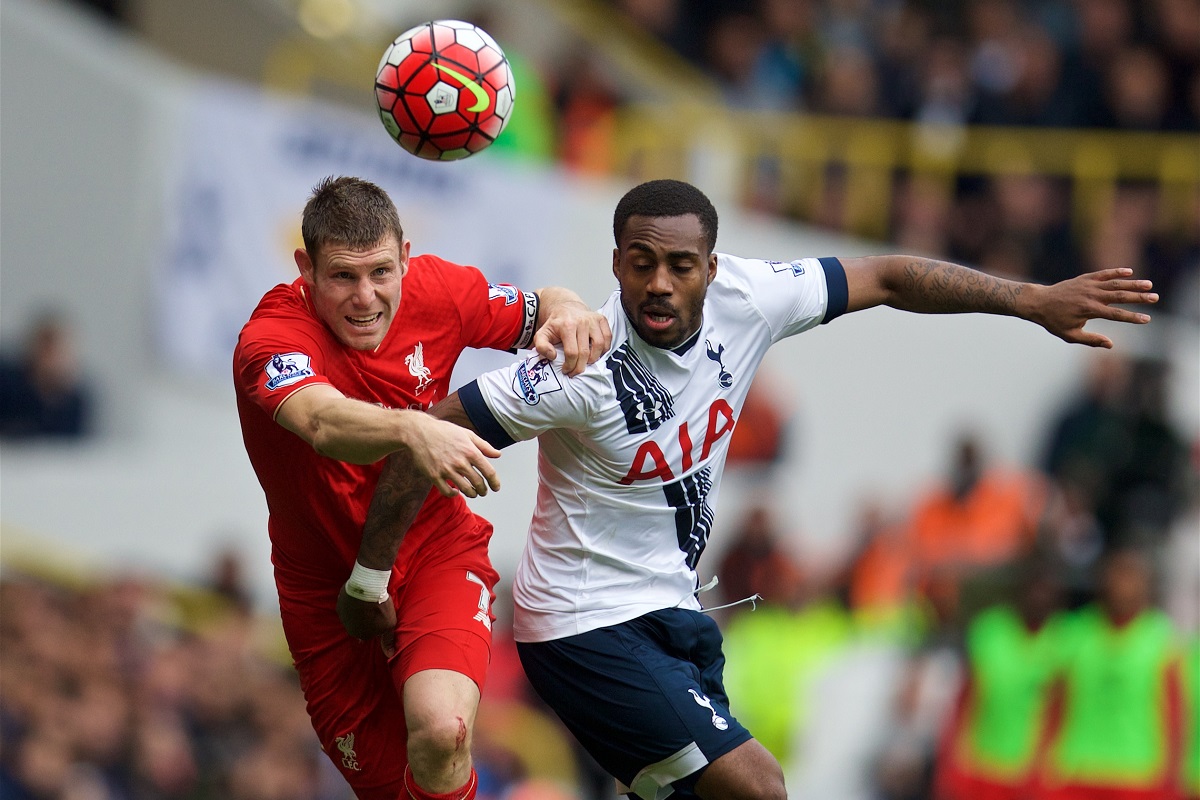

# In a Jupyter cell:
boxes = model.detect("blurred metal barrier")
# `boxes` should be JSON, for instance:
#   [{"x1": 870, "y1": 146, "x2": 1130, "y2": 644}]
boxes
[{"x1": 614, "y1": 104, "x2": 1200, "y2": 242}]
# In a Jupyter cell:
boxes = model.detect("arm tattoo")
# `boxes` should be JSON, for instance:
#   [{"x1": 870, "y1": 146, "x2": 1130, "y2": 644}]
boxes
[
  {"x1": 359, "y1": 450, "x2": 431, "y2": 569},
  {"x1": 900, "y1": 259, "x2": 1022, "y2": 315}
]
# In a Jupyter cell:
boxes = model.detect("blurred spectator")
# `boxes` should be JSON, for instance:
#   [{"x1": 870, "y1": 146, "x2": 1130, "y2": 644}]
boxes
[
  {"x1": 1037, "y1": 547, "x2": 1187, "y2": 799},
  {"x1": 1103, "y1": 47, "x2": 1173, "y2": 130},
  {"x1": 1038, "y1": 473, "x2": 1107, "y2": 607},
  {"x1": 933, "y1": 558, "x2": 1069, "y2": 800},
  {"x1": 611, "y1": 0, "x2": 715, "y2": 66},
  {"x1": 971, "y1": 19, "x2": 1082, "y2": 127},
  {"x1": 914, "y1": 37, "x2": 974, "y2": 128},
  {"x1": 812, "y1": 44, "x2": 881, "y2": 116},
  {"x1": 874, "y1": 598, "x2": 965, "y2": 800},
  {"x1": 725, "y1": 370, "x2": 791, "y2": 468},
  {"x1": 465, "y1": 9, "x2": 557, "y2": 164},
  {"x1": 893, "y1": 174, "x2": 955, "y2": 256},
  {"x1": 874, "y1": 3, "x2": 932, "y2": 119},
  {"x1": 754, "y1": 0, "x2": 820, "y2": 112},
  {"x1": 1040, "y1": 351, "x2": 1131, "y2": 500},
  {"x1": 1059, "y1": 0, "x2": 1136, "y2": 127},
  {"x1": 906, "y1": 432, "x2": 1047, "y2": 579},
  {"x1": 989, "y1": 173, "x2": 1079, "y2": 286},
  {"x1": 0, "y1": 312, "x2": 94, "y2": 439},
  {"x1": 1099, "y1": 358, "x2": 1192, "y2": 545},
  {"x1": 720, "y1": 564, "x2": 854, "y2": 773},
  {"x1": 553, "y1": 48, "x2": 623, "y2": 176},
  {"x1": 207, "y1": 545, "x2": 255, "y2": 615},
  {"x1": 714, "y1": 502, "x2": 803, "y2": 612}
]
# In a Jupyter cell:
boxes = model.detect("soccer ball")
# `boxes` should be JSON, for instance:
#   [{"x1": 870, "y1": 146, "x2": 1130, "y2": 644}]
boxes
[{"x1": 375, "y1": 20, "x2": 516, "y2": 161}]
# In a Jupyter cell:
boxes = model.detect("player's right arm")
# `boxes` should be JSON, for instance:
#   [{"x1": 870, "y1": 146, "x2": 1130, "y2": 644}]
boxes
[{"x1": 275, "y1": 383, "x2": 500, "y2": 497}]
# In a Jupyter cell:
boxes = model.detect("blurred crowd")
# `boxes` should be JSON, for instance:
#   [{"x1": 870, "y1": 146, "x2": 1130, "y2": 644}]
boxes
[
  {"x1": 609, "y1": 0, "x2": 1200, "y2": 129},
  {"x1": 0, "y1": 566, "x2": 590, "y2": 800},
  {"x1": 564, "y1": 0, "x2": 1200, "y2": 312},
  {"x1": 710, "y1": 348, "x2": 1199, "y2": 800}
]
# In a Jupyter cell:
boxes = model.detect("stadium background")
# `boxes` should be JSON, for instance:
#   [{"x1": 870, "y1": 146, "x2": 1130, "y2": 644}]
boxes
[{"x1": 0, "y1": 0, "x2": 1196, "y2": 798}]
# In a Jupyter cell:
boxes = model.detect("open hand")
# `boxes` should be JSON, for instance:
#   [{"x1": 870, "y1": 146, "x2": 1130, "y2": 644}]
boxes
[{"x1": 1032, "y1": 268, "x2": 1158, "y2": 348}]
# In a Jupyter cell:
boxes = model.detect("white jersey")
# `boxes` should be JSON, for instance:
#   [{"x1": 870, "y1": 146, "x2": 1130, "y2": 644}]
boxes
[{"x1": 460, "y1": 253, "x2": 847, "y2": 642}]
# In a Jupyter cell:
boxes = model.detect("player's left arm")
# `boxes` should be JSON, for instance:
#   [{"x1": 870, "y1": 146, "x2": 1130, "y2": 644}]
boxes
[
  {"x1": 337, "y1": 394, "x2": 475, "y2": 649},
  {"x1": 533, "y1": 286, "x2": 611, "y2": 376},
  {"x1": 337, "y1": 443, "x2": 431, "y2": 651},
  {"x1": 840, "y1": 256, "x2": 1158, "y2": 348}
]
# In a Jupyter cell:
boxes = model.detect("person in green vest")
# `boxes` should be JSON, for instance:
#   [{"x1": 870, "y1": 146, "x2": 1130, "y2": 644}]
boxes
[
  {"x1": 1039, "y1": 546, "x2": 1186, "y2": 800},
  {"x1": 933, "y1": 557, "x2": 1069, "y2": 800}
]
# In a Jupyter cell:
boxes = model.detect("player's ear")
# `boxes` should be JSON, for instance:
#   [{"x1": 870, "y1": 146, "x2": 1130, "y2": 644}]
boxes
[
  {"x1": 707, "y1": 253, "x2": 718, "y2": 286},
  {"x1": 398, "y1": 239, "x2": 411, "y2": 278},
  {"x1": 295, "y1": 248, "x2": 316, "y2": 283},
  {"x1": 612, "y1": 248, "x2": 620, "y2": 280}
]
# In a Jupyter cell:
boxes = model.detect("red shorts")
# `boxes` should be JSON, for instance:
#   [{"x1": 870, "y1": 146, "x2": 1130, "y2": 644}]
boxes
[{"x1": 280, "y1": 543, "x2": 498, "y2": 800}]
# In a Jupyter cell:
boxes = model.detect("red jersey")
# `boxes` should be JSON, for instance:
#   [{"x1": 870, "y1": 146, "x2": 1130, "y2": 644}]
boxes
[{"x1": 233, "y1": 254, "x2": 537, "y2": 612}]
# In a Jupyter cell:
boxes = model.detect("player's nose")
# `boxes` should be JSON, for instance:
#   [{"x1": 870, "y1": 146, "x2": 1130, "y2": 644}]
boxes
[
  {"x1": 647, "y1": 264, "x2": 674, "y2": 295},
  {"x1": 351, "y1": 277, "x2": 374, "y2": 306}
]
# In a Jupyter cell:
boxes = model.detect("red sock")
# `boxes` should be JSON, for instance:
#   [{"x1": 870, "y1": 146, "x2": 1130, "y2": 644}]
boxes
[{"x1": 402, "y1": 764, "x2": 477, "y2": 800}]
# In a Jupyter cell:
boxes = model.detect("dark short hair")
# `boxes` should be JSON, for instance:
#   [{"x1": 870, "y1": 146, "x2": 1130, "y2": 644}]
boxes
[
  {"x1": 613, "y1": 179, "x2": 719, "y2": 254},
  {"x1": 301, "y1": 176, "x2": 404, "y2": 259}
]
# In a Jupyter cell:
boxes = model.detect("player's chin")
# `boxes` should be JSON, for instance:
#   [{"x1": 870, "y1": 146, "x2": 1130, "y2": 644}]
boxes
[{"x1": 340, "y1": 328, "x2": 385, "y2": 350}]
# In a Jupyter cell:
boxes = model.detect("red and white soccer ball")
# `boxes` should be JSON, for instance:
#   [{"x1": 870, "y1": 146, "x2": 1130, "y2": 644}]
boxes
[{"x1": 375, "y1": 20, "x2": 516, "y2": 161}]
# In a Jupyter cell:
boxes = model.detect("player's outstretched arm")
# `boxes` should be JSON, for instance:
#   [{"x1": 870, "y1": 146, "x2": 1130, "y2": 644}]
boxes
[
  {"x1": 841, "y1": 257, "x2": 1157, "y2": 348},
  {"x1": 276, "y1": 383, "x2": 501, "y2": 495},
  {"x1": 532, "y1": 286, "x2": 612, "y2": 377}
]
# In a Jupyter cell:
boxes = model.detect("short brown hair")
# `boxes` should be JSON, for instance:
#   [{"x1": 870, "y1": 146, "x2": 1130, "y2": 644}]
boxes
[{"x1": 301, "y1": 176, "x2": 404, "y2": 259}]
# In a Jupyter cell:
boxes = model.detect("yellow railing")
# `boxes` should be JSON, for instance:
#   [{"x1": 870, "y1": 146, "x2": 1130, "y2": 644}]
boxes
[{"x1": 613, "y1": 104, "x2": 1200, "y2": 242}]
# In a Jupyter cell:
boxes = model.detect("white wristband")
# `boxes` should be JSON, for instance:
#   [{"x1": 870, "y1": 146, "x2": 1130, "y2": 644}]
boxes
[{"x1": 344, "y1": 561, "x2": 391, "y2": 604}]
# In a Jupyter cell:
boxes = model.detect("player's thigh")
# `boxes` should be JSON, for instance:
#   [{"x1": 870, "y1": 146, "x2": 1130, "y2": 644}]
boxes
[
  {"x1": 517, "y1": 608, "x2": 751, "y2": 800},
  {"x1": 391, "y1": 546, "x2": 498, "y2": 691},
  {"x1": 283, "y1": 607, "x2": 409, "y2": 799}
]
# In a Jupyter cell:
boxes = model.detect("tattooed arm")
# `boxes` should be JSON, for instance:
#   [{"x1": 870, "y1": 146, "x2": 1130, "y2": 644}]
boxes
[
  {"x1": 337, "y1": 447, "x2": 432, "y2": 649},
  {"x1": 840, "y1": 256, "x2": 1158, "y2": 348},
  {"x1": 337, "y1": 396, "x2": 480, "y2": 648}
]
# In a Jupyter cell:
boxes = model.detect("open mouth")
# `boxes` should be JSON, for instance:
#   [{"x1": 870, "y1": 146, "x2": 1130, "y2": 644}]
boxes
[
  {"x1": 346, "y1": 312, "x2": 382, "y2": 328},
  {"x1": 642, "y1": 307, "x2": 676, "y2": 331}
]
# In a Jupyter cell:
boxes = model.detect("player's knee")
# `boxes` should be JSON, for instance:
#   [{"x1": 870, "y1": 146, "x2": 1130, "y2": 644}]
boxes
[{"x1": 406, "y1": 712, "x2": 473, "y2": 769}]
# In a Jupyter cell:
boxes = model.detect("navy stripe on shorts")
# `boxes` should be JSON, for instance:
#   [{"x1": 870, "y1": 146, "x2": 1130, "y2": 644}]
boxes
[{"x1": 516, "y1": 608, "x2": 752, "y2": 800}]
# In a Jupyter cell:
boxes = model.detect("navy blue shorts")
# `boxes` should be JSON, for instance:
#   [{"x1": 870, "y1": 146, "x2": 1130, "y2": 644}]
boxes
[{"x1": 516, "y1": 608, "x2": 752, "y2": 800}]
